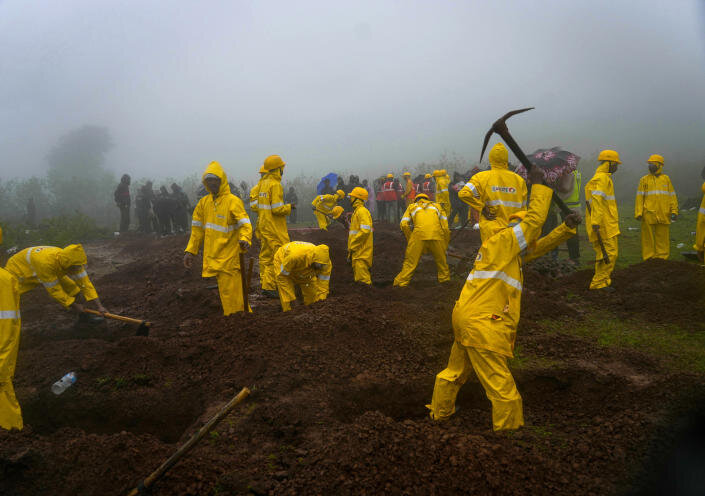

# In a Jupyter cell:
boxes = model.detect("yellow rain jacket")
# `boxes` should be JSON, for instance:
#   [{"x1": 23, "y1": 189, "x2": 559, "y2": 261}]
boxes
[
  {"x1": 403, "y1": 177, "x2": 416, "y2": 205},
  {"x1": 695, "y1": 181, "x2": 705, "y2": 253},
  {"x1": 400, "y1": 198, "x2": 450, "y2": 243},
  {"x1": 635, "y1": 167, "x2": 678, "y2": 224},
  {"x1": 257, "y1": 169, "x2": 292, "y2": 244},
  {"x1": 274, "y1": 242, "x2": 331, "y2": 311},
  {"x1": 185, "y1": 161, "x2": 252, "y2": 277},
  {"x1": 348, "y1": 199, "x2": 373, "y2": 284},
  {"x1": 452, "y1": 184, "x2": 575, "y2": 358},
  {"x1": 459, "y1": 143, "x2": 528, "y2": 240},
  {"x1": 1, "y1": 225, "x2": 23, "y2": 430},
  {"x1": 585, "y1": 163, "x2": 620, "y2": 241},
  {"x1": 434, "y1": 173, "x2": 450, "y2": 215},
  {"x1": 5, "y1": 245, "x2": 97, "y2": 308},
  {"x1": 312, "y1": 194, "x2": 341, "y2": 230}
]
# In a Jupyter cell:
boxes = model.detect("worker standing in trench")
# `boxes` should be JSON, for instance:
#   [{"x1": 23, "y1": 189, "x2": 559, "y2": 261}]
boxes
[
  {"x1": 428, "y1": 166, "x2": 582, "y2": 430},
  {"x1": 184, "y1": 161, "x2": 252, "y2": 315},
  {"x1": 458, "y1": 143, "x2": 528, "y2": 241},
  {"x1": 256, "y1": 155, "x2": 295, "y2": 299},
  {"x1": 0, "y1": 226, "x2": 23, "y2": 431},
  {"x1": 585, "y1": 150, "x2": 621, "y2": 290},
  {"x1": 392, "y1": 193, "x2": 450, "y2": 287},
  {"x1": 433, "y1": 170, "x2": 451, "y2": 217},
  {"x1": 347, "y1": 187, "x2": 374, "y2": 285},
  {"x1": 635, "y1": 154, "x2": 678, "y2": 260}
]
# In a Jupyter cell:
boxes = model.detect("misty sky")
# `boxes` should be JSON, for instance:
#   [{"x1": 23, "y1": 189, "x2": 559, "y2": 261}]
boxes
[{"x1": 1, "y1": 0, "x2": 704, "y2": 185}]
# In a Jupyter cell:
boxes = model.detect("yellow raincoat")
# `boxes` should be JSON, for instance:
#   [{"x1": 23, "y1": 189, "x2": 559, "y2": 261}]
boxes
[
  {"x1": 403, "y1": 177, "x2": 416, "y2": 206},
  {"x1": 348, "y1": 198, "x2": 373, "y2": 284},
  {"x1": 459, "y1": 143, "x2": 528, "y2": 241},
  {"x1": 635, "y1": 165, "x2": 678, "y2": 260},
  {"x1": 393, "y1": 197, "x2": 450, "y2": 287},
  {"x1": 1, "y1": 226, "x2": 23, "y2": 430},
  {"x1": 694, "y1": 181, "x2": 705, "y2": 255},
  {"x1": 257, "y1": 169, "x2": 292, "y2": 291},
  {"x1": 428, "y1": 184, "x2": 576, "y2": 430},
  {"x1": 434, "y1": 171, "x2": 451, "y2": 216},
  {"x1": 185, "y1": 162, "x2": 253, "y2": 315},
  {"x1": 274, "y1": 242, "x2": 331, "y2": 311},
  {"x1": 5, "y1": 244, "x2": 97, "y2": 308},
  {"x1": 312, "y1": 193, "x2": 342, "y2": 230},
  {"x1": 585, "y1": 162, "x2": 619, "y2": 289}
]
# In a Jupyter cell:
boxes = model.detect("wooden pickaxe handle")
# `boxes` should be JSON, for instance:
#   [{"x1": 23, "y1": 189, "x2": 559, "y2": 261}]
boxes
[
  {"x1": 313, "y1": 207, "x2": 350, "y2": 229},
  {"x1": 585, "y1": 202, "x2": 610, "y2": 264},
  {"x1": 83, "y1": 309, "x2": 151, "y2": 327},
  {"x1": 126, "y1": 387, "x2": 251, "y2": 496},
  {"x1": 239, "y1": 252, "x2": 249, "y2": 312}
]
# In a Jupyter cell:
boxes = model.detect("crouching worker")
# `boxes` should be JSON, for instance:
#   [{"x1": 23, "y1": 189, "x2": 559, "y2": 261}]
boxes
[
  {"x1": 5, "y1": 243, "x2": 107, "y2": 318},
  {"x1": 184, "y1": 161, "x2": 252, "y2": 315},
  {"x1": 428, "y1": 166, "x2": 582, "y2": 431},
  {"x1": 1, "y1": 226, "x2": 22, "y2": 430},
  {"x1": 274, "y1": 242, "x2": 331, "y2": 311},
  {"x1": 393, "y1": 193, "x2": 450, "y2": 287},
  {"x1": 312, "y1": 190, "x2": 345, "y2": 230},
  {"x1": 348, "y1": 187, "x2": 373, "y2": 285}
]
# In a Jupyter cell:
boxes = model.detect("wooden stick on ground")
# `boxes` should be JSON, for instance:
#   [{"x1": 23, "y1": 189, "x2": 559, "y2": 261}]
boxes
[{"x1": 126, "y1": 387, "x2": 251, "y2": 496}]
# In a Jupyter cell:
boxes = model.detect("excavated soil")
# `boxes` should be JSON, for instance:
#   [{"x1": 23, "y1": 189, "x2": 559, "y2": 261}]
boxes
[{"x1": 2, "y1": 223, "x2": 705, "y2": 495}]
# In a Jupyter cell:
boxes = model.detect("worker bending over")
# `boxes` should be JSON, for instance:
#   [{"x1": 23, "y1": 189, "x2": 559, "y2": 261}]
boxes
[
  {"x1": 312, "y1": 189, "x2": 345, "y2": 230},
  {"x1": 428, "y1": 166, "x2": 581, "y2": 430},
  {"x1": 586, "y1": 150, "x2": 620, "y2": 290},
  {"x1": 274, "y1": 241, "x2": 331, "y2": 311},
  {"x1": 184, "y1": 161, "x2": 252, "y2": 315},
  {"x1": 434, "y1": 170, "x2": 451, "y2": 216},
  {"x1": 1, "y1": 226, "x2": 22, "y2": 430},
  {"x1": 635, "y1": 154, "x2": 678, "y2": 260},
  {"x1": 393, "y1": 193, "x2": 450, "y2": 287},
  {"x1": 5, "y1": 244, "x2": 107, "y2": 316},
  {"x1": 257, "y1": 155, "x2": 295, "y2": 298},
  {"x1": 695, "y1": 181, "x2": 705, "y2": 262},
  {"x1": 348, "y1": 187, "x2": 374, "y2": 285},
  {"x1": 459, "y1": 143, "x2": 527, "y2": 241}
]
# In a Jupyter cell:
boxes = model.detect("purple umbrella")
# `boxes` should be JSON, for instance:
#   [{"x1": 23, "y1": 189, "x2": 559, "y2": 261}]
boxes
[{"x1": 515, "y1": 147, "x2": 580, "y2": 186}]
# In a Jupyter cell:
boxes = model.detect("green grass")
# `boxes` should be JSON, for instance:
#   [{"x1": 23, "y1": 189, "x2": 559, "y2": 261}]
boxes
[
  {"x1": 540, "y1": 314, "x2": 705, "y2": 373},
  {"x1": 508, "y1": 344, "x2": 561, "y2": 370},
  {"x1": 557, "y1": 202, "x2": 700, "y2": 268}
]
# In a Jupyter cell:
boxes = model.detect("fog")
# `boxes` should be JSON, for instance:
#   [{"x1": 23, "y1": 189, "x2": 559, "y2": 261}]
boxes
[{"x1": 1, "y1": 0, "x2": 705, "y2": 186}]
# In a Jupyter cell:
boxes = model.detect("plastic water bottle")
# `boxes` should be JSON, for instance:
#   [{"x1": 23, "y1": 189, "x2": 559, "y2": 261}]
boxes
[{"x1": 51, "y1": 372, "x2": 77, "y2": 395}]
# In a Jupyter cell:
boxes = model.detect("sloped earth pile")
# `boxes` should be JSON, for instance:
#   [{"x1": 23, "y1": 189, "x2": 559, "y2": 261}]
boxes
[{"x1": 1, "y1": 224, "x2": 704, "y2": 495}]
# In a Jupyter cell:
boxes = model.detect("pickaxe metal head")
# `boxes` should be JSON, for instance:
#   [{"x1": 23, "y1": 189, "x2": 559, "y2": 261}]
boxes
[{"x1": 480, "y1": 107, "x2": 534, "y2": 162}]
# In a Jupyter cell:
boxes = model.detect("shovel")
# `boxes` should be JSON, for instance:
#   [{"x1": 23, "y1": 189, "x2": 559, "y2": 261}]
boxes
[
  {"x1": 126, "y1": 387, "x2": 251, "y2": 496},
  {"x1": 83, "y1": 309, "x2": 151, "y2": 336}
]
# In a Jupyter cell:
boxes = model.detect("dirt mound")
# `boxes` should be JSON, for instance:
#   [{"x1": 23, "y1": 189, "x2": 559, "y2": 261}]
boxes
[{"x1": 3, "y1": 225, "x2": 704, "y2": 495}]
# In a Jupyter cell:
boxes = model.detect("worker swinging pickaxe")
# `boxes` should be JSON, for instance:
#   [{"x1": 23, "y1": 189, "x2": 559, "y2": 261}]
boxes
[
  {"x1": 479, "y1": 108, "x2": 596, "y2": 257},
  {"x1": 312, "y1": 206, "x2": 350, "y2": 230}
]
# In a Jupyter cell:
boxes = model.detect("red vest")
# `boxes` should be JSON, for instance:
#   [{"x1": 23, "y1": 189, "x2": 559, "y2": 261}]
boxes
[{"x1": 382, "y1": 180, "x2": 397, "y2": 201}]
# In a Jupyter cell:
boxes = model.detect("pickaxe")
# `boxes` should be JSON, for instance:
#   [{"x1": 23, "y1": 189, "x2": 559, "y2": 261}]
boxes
[
  {"x1": 313, "y1": 207, "x2": 350, "y2": 229},
  {"x1": 480, "y1": 108, "x2": 573, "y2": 216}
]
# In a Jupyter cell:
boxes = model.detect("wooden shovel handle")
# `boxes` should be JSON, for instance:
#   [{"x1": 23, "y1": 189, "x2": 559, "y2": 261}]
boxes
[{"x1": 83, "y1": 308, "x2": 151, "y2": 327}]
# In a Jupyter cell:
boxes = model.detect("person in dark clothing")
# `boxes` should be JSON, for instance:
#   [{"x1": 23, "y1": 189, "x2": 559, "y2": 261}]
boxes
[
  {"x1": 136, "y1": 181, "x2": 156, "y2": 233},
  {"x1": 171, "y1": 183, "x2": 191, "y2": 232},
  {"x1": 285, "y1": 186, "x2": 298, "y2": 223},
  {"x1": 449, "y1": 172, "x2": 469, "y2": 228},
  {"x1": 153, "y1": 186, "x2": 178, "y2": 235},
  {"x1": 114, "y1": 174, "x2": 131, "y2": 232},
  {"x1": 321, "y1": 178, "x2": 335, "y2": 195}
]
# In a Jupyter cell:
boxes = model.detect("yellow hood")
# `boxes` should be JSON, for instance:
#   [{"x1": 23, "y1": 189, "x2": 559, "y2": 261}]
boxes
[
  {"x1": 312, "y1": 244, "x2": 330, "y2": 265},
  {"x1": 264, "y1": 168, "x2": 283, "y2": 182},
  {"x1": 202, "y1": 161, "x2": 231, "y2": 197},
  {"x1": 489, "y1": 143, "x2": 509, "y2": 170},
  {"x1": 596, "y1": 162, "x2": 612, "y2": 174},
  {"x1": 59, "y1": 244, "x2": 88, "y2": 269}
]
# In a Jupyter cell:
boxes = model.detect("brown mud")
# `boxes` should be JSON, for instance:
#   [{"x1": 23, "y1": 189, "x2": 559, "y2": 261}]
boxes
[{"x1": 1, "y1": 224, "x2": 704, "y2": 495}]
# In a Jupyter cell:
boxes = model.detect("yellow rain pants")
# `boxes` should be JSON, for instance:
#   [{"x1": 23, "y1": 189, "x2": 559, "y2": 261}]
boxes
[
  {"x1": 216, "y1": 271, "x2": 251, "y2": 315},
  {"x1": 352, "y1": 259, "x2": 371, "y2": 285},
  {"x1": 590, "y1": 235, "x2": 618, "y2": 289},
  {"x1": 428, "y1": 341, "x2": 524, "y2": 431},
  {"x1": 641, "y1": 222, "x2": 669, "y2": 260},
  {"x1": 393, "y1": 239, "x2": 449, "y2": 287},
  {"x1": 0, "y1": 268, "x2": 22, "y2": 431}
]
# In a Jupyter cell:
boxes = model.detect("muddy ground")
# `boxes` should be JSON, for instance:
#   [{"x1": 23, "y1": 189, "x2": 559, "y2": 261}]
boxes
[{"x1": 2, "y1": 224, "x2": 705, "y2": 495}]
